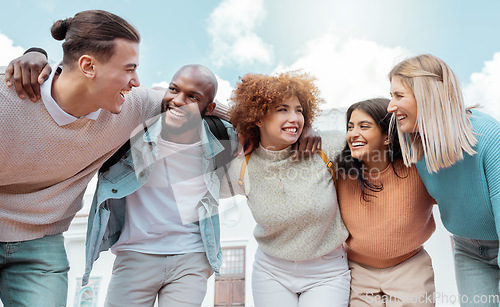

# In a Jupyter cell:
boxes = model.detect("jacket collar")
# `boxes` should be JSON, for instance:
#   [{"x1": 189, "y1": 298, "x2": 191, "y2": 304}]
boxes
[{"x1": 131, "y1": 116, "x2": 225, "y2": 163}]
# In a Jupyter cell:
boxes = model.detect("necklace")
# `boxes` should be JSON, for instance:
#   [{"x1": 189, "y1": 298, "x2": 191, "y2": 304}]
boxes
[{"x1": 278, "y1": 178, "x2": 284, "y2": 190}]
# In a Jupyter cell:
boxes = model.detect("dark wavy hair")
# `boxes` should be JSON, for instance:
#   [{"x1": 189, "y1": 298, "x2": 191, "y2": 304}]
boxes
[
  {"x1": 51, "y1": 10, "x2": 140, "y2": 68},
  {"x1": 229, "y1": 71, "x2": 322, "y2": 148},
  {"x1": 336, "y1": 98, "x2": 406, "y2": 202}
]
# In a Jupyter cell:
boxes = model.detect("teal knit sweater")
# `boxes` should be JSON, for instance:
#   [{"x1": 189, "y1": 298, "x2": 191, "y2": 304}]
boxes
[{"x1": 416, "y1": 110, "x2": 500, "y2": 241}]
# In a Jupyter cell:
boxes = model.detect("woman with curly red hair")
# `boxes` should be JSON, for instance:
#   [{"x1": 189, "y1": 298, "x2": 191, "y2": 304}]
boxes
[{"x1": 220, "y1": 71, "x2": 350, "y2": 306}]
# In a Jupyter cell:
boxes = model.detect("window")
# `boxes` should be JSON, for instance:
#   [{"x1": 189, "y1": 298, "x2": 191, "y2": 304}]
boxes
[{"x1": 215, "y1": 247, "x2": 245, "y2": 306}]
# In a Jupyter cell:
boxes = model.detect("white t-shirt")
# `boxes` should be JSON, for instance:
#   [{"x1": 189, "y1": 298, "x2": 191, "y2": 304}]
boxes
[{"x1": 111, "y1": 137, "x2": 207, "y2": 255}]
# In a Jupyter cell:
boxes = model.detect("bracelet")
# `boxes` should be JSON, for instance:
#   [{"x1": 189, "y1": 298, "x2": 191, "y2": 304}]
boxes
[{"x1": 24, "y1": 47, "x2": 48, "y2": 59}]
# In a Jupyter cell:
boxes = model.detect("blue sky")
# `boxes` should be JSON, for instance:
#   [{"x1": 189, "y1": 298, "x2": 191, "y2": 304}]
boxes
[
  {"x1": 1, "y1": 0, "x2": 499, "y2": 119},
  {"x1": 0, "y1": 1, "x2": 495, "y2": 299}
]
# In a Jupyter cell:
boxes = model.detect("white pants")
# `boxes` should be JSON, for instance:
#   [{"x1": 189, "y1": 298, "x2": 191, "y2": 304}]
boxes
[{"x1": 252, "y1": 246, "x2": 351, "y2": 307}]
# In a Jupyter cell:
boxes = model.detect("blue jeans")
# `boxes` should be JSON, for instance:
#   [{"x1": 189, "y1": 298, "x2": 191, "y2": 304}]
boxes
[
  {"x1": 0, "y1": 234, "x2": 70, "y2": 307},
  {"x1": 453, "y1": 235, "x2": 500, "y2": 306}
]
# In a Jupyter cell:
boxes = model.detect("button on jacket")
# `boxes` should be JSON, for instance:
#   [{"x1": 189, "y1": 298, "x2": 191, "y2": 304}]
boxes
[{"x1": 82, "y1": 116, "x2": 237, "y2": 285}]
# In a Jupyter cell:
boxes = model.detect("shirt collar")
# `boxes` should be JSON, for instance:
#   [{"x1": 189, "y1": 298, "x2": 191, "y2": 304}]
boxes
[
  {"x1": 40, "y1": 61, "x2": 101, "y2": 126},
  {"x1": 136, "y1": 117, "x2": 218, "y2": 154}
]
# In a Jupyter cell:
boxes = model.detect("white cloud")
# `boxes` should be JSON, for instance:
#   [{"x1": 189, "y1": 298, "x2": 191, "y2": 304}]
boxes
[
  {"x1": 150, "y1": 81, "x2": 169, "y2": 91},
  {"x1": 207, "y1": 0, "x2": 273, "y2": 68},
  {"x1": 463, "y1": 52, "x2": 500, "y2": 121},
  {"x1": 214, "y1": 75, "x2": 233, "y2": 105},
  {"x1": 273, "y1": 29, "x2": 410, "y2": 110},
  {"x1": 0, "y1": 32, "x2": 24, "y2": 66}
]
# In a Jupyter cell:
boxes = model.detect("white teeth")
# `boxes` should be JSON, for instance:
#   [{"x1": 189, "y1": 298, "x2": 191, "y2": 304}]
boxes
[
  {"x1": 352, "y1": 142, "x2": 365, "y2": 147},
  {"x1": 397, "y1": 115, "x2": 407, "y2": 121},
  {"x1": 120, "y1": 90, "x2": 129, "y2": 96},
  {"x1": 283, "y1": 128, "x2": 297, "y2": 133},
  {"x1": 169, "y1": 108, "x2": 186, "y2": 117}
]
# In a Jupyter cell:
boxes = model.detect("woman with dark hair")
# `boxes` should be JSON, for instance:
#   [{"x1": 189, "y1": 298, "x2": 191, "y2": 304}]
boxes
[
  {"x1": 221, "y1": 71, "x2": 350, "y2": 306},
  {"x1": 336, "y1": 98, "x2": 436, "y2": 306}
]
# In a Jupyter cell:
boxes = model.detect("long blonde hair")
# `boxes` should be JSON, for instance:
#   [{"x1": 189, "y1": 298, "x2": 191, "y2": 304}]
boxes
[{"x1": 389, "y1": 54, "x2": 477, "y2": 173}]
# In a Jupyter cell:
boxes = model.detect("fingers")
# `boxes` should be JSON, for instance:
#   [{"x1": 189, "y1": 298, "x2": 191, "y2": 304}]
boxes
[
  {"x1": 7, "y1": 52, "x2": 49, "y2": 101},
  {"x1": 12, "y1": 62, "x2": 29, "y2": 100},
  {"x1": 24, "y1": 63, "x2": 40, "y2": 101},
  {"x1": 292, "y1": 128, "x2": 322, "y2": 160},
  {"x1": 291, "y1": 143, "x2": 299, "y2": 161},
  {"x1": 302, "y1": 137, "x2": 315, "y2": 153},
  {"x1": 243, "y1": 140, "x2": 255, "y2": 155},
  {"x1": 4, "y1": 62, "x2": 14, "y2": 87},
  {"x1": 236, "y1": 132, "x2": 257, "y2": 156},
  {"x1": 310, "y1": 135, "x2": 322, "y2": 153},
  {"x1": 38, "y1": 64, "x2": 51, "y2": 84},
  {"x1": 237, "y1": 134, "x2": 245, "y2": 157},
  {"x1": 293, "y1": 139, "x2": 313, "y2": 161}
]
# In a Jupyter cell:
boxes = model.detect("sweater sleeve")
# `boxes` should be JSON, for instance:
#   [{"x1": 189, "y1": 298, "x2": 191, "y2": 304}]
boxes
[
  {"x1": 138, "y1": 87, "x2": 164, "y2": 123},
  {"x1": 319, "y1": 130, "x2": 346, "y2": 160},
  {"x1": 482, "y1": 119, "x2": 500, "y2": 267},
  {"x1": 470, "y1": 111, "x2": 500, "y2": 269},
  {"x1": 211, "y1": 100, "x2": 231, "y2": 122}
]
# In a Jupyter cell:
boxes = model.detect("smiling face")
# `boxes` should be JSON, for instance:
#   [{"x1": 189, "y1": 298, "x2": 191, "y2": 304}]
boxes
[
  {"x1": 257, "y1": 95, "x2": 304, "y2": 151},
  {"x1": 388, "y1": 76, "x2": 418, "y2": 133},
  {"x1": 347, "y1": 108, "x2": 389, "y2": 170},
  {"x1": 93, "y1": 38, "x2": 140, "y2": 114},
  {"x1": 161, "y1": 66, "x2": 216, "y2": 143}
]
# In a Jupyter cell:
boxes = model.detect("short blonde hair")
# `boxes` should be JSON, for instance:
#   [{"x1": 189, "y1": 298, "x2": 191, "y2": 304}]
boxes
[
  {"x1": 389, "y1": 54, "x2": 477, "y2": 173},
  {"x1": 230, "y1": 71, "x2": 322, "y2": 147}
]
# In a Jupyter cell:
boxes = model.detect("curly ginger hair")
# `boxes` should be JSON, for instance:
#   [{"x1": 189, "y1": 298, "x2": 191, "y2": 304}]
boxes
[{"x1": 230, "y1": 71, "x2": 322, "y2": 147}]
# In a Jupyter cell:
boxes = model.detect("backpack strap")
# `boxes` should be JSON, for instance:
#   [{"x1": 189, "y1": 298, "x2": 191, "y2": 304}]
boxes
[
  {"x1": 316, "y1": 149, "x2": 337, "y2": 190},
  {"x1": 238, "y1": 149, "x2": 337, "y2": 197},
  {"x1": 203, "y1": 115, "x2": 229, "y2": 142},
  {"x1": 99, "y1": 124, "x2": 149, "y2": 174},
  {"x1": 203, "y1": 115, "x2": 234, "y2": 178},
  {"x1": 100, "y1": 116, "x2": 234, "y2": 180}
]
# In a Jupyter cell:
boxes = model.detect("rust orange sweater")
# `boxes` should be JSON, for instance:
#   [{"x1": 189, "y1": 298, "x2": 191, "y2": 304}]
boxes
[{"x1": 337, "y1": 160, "x2": 435, "y2": 268}]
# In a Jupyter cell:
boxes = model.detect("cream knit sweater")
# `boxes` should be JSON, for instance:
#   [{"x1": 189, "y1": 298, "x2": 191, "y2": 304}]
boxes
[
  {"x1": 0, "y1": 70, "x2": 163, "y2": 242},
  {"x1": 221, "y1": 130, "x2": 348, "y2": 261}
]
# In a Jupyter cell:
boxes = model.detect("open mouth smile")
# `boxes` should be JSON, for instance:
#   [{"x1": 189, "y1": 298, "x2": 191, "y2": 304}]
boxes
[
  {"x1": 282, "y1": 127, "x2": 298, "y2": 134},
  {"x1": 351, "y1": 141, "x2": 366, "y2": 149},
  {"x1": 168, "y1": 107, "x2": 187, "y2": 118},
  {"x1": 120, "y1": 90, "x2": 130, "y2": 99}
]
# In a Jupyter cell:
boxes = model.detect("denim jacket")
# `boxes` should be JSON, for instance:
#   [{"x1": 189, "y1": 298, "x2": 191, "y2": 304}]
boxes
[{"x1": 82, "y1": 116, "x2": 237, "y2": 285}]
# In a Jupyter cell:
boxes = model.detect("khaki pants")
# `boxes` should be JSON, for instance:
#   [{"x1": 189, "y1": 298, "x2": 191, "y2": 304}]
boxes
[
  {"x1": 105, "y1": 251, "x2": 213, "y2": 307},
  {"x1": 349, "y1": 249, "x2": 435, "y2": 306}
]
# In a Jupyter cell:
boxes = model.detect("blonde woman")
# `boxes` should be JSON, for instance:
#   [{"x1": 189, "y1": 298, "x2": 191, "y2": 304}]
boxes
[
  {"x1": 221, "y1": 71, "x2": 350, "y2": 307},
  {"x1": 387, "y1": 54, "x2": 500, "y2": 306}
]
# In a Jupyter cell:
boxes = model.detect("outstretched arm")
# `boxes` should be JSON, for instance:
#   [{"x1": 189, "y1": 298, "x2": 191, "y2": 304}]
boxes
[
  {"x1": 208, "y1": 99, "x2": 231, "y2": 122},
  {"x1": 4, "y1": 48, "x2": 51, "y2": 101},
  {"x1": 208, "y1": 102, "x2": 322, "y2": 157}
]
